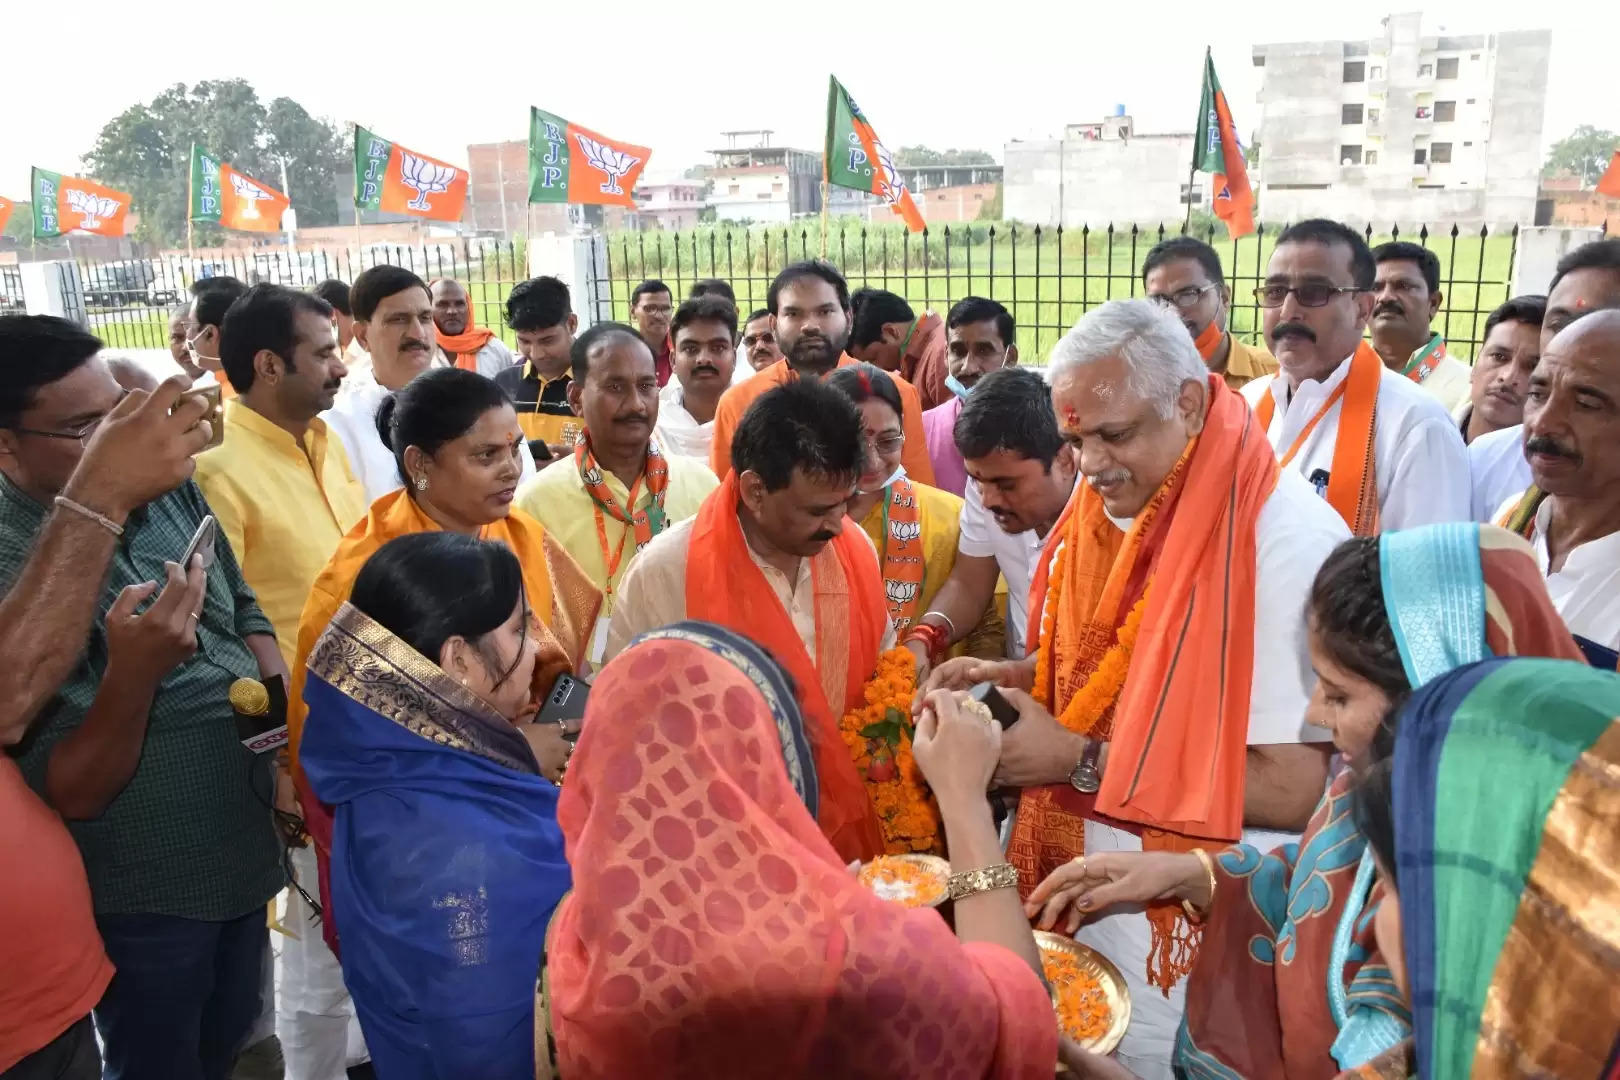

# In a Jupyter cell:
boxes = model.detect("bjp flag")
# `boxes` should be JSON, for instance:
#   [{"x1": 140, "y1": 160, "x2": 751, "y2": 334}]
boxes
[
  {"x1": 354, "y1": 127, "x2": 468, "y2": 222},
  {"x1": 0, "y1": 196, "x2": 13, "y2": 235},
  {"x1": 1598, "y1": 150, "x2": 1620, "y2": 199},
  {"x1": 1193, "y1": 49, "x2": 1256, "y2": 239},
  {"x1": 189, "y1": 145, "x2": 290, "y2": 233},
  {"x1": 31, "y1": 167, "x2": 131, "y2": 239},
  {"x1": 825, "y1": 76, "x2": 925, "y2": 233},
  {"x1": 527, "y1": 107, "x2": 650, "y2": 209}
]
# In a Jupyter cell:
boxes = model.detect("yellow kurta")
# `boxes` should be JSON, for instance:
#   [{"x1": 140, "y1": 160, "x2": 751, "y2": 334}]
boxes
[
  {"x1": 857, "y1": 480, "x2": 1006, "y2": 659},
  {"x1": 287, "y1": 489, "x2": 601, "y2": 795},
  {"x1": 193, "y1": 400, "x2": 369, "y2": 671}
]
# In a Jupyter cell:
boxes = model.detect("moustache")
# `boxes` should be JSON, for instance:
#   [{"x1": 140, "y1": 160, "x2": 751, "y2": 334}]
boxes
[
  {"x1": 1272, "y1": 321, "x2": 1317, "y2": 343},
  {"x1": 323, "y1": 379, "x2": 342, "y2": 392},
  {"x1": 1373, "y1": 302, "x2": 1404, "y2": 318},
  {"x1": 401, "y1": 341, "x2": 432, "y2": 353},
  {"x1": 790, "y1": 334, "x2": 832, "y2": 354},
  {"x1": 1086, "y1": 469, "x2": 1131, "y2": 489},
  {"x1": 808, "y1": 530, "x2": 837, "y2": 543},
  {"x1": 1525, "y1": 435, "x2": 1580, "y2": 464},
  {"x1": 692, "y1": 364, "x2": 721, "y2": 376},
  {"x1": 613, "y1": 414, "x2": 650, "y2": 426}
]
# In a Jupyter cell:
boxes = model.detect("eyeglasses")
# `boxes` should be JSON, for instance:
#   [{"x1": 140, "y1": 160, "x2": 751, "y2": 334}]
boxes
[
  {"x1": 1147, "y1": 285, "x2": 1215, "y2": 311},
  {"x1": 1253, "y1": 283, "x2": 1366, "y2": 308},
  {"x1": 10, "y1": 415, "x2": 107, "y2": 446},
  {"x1": 864, "y1": 432, "x2": 905, "y2": 455}
]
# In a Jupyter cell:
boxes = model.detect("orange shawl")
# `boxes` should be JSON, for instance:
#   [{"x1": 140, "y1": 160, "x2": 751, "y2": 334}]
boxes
[
  {"x1": 289, "y1": 489, "x2": 601, "y2": 798},
  {"x1": 436, "y1": 323, "x2": 496, "y2": 372},
  {"x1": 547, "y1": 634, "x2": 1058, "y2": 1079},
  {"x1": 1254, "y1": 341, "x2": 1381, "y2": 536},
  {"x1": 1016, "y1": 375, "x2": 1278, "y2": 988},
  {"x1": 685, "y1": 473, "x2": 887, "y2": 863}
]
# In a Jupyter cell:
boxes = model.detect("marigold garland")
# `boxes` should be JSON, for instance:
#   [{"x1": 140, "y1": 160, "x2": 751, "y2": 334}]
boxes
[
  {"x1": 1032, "y1": 538, "x2": 1152, "y2": 739},
  {"x1": 838, "y1": 647, "x2": 943, "y2": 855}
]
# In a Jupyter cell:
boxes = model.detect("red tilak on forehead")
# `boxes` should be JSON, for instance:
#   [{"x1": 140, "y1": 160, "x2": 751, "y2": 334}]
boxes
[
  {"x1": 1062, "y1": 405, "x2": 1079, "y2": 427},
  {"x1": 1576, "y1": 298, "x2": 1590, "y2": 310}
]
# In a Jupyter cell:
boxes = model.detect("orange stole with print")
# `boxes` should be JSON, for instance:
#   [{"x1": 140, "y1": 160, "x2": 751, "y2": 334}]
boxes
[
  {"x1": 1254, "y1": 341, "x2": 1381, "y2": 536},
  {"x1": 1017, "y1": 376, "x2": 1278, "y2": 990},
  {"x1": 685, "y1": 473, "x2": 887, "y2": 863},
  {"x1": 877, "y1": 477, "x2": 926, "y2": 630}
]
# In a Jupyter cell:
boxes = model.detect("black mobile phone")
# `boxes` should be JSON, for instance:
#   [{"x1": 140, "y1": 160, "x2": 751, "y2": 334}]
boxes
[
  {"x1": 537, "y1": 673, "x2": 590, "y2": 740},
  {"x1": 968, "y1": 681, "x2": 1021, "y2": 730},
  {"x1": 528, "y1": 438, "x2": 554, "y2": 463}
]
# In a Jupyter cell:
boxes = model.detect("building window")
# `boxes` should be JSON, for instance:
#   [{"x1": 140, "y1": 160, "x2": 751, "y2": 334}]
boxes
[
  {"x1": 1466, "y1": 98, "x2": 1477, "y2": 104},
  {"x1": 1431, "y1": 142, "x2": 1453, "y2": 163},
  {"x1": 728, "y1": 184, "x2": 741, "y2": 195},
  {"x1": 1463, "y1": 141, "x2": 1473, "y2": 147},
  {"x1": 1414, "y1": 148, "x2": 1428, "y2": 165},
  {"x1": 1368, "y1": 107, "x2": 1381, "y2": 123},
  {"x1": 772, "y1": 182, "x2": 784, "y2": 193},
  {"x1": 1179, "y1": 183, "x2": 1203, "y2": 206},
  {"x1": 1342, "y1": 104, "x2": 1364, "y2": 124},
  {"x1": 1418, "y1": 63, "x2": 1433, "y2": 77},
  {"x1": 1415, "y1": 106, "x2": 1431, "y2": 119},
  {"x1": 1344, "y1": 61, "x2": 1365, "y2": 82},
  {"x1": 1370, "y1": 64, "x2": 1384, "y2": 79},
  {"x1": 1365, "y1": 150, "x2": 1379, "y2": 165},
  {"x1": 1437, "y1": 57, "x2": 1459, "y2": 78},
  {"x1": 1339, "y1": 145, "x2": 1364, "y2": 165},
  {"x1": 1435, "y1": 101, "x2": 1457, "y2": 122}
]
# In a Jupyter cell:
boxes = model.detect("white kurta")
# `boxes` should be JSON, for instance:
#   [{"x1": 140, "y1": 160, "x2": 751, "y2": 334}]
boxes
[
  {"x1": 1243, "y1": 358, "x2": 1471, "y2": 530},
  {"x1": 1508, "y1": 493, "x2": 1620, "y2": 650},
  {"x1": 1074, "y1": 468, "x2": 1348, "y2": 1079},
  {"x1": 1469, "y1": 423, "x2": 1531, "y2": 523}
]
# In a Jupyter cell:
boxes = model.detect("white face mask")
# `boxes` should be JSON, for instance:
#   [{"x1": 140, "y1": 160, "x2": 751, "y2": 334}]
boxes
[{"x1": 859, "y1": 463, "x2": 907, "y2": 496}]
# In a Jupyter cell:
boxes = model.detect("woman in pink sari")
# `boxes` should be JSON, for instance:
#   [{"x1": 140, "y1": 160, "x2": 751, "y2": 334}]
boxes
[{"x1": 542, "y1": 621, "x2": 1059, "y2": 1079}]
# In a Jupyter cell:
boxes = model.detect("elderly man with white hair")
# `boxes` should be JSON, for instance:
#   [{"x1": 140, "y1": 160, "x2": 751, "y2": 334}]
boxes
[{"x1": 926, "y1": 298, "x2": 1346, "y2": 1077}]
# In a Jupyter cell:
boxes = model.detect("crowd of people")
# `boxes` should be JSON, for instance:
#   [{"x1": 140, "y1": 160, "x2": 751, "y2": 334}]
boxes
[{"x1": 0, "y1": 222, "x2": 1617, "y2": 1080}]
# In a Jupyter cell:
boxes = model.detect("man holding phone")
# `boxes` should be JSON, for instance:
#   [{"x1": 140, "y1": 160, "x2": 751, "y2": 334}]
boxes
[{"x1": 0, "y1": 315, "x2": 287, "y2": 1080}]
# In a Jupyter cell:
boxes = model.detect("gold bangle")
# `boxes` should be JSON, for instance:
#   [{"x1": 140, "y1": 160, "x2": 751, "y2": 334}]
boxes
[
  {"x1": 947, "y1": 862, "x2": 1019, "y2": 902},
  {"x1": 1181, "y1": 848, "x2": 1218, "y2": 922}
]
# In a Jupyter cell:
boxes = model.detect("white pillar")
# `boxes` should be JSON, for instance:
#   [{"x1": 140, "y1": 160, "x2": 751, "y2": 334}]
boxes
[
  {"x1": 20, "y1": 260, "x2": 86, "y2": 324},
  {"x1": 1511, "y1": 226, "x2": 1604, "y2": 295},
  {"x1": 527, "y1": 232, "x2": 612, "y2": 328}
]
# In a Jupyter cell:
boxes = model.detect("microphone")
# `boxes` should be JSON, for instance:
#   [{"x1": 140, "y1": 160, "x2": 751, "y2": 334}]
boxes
[{"x1": 232, "y1": 675, "x2": 289, "y2": 754}]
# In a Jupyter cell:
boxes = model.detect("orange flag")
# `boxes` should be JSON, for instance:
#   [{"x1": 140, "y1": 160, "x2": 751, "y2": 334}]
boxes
[
  {"x1": 0, "y1": 196, "x2": 13, "y2": 235},
  {"x1": 190, "y1": 145, "x2": 291, "y2": 233},
  {"x1": 1193, "y1": 50, "x2": 1255, "y2": 239},
  {"x1": 1598, "y1": 150, "x2": 1620, "y2": 199},
  {"x1": 31, "y1": 167, "x2": 131, "y2": 239},
  {"x1": 354, "y1": 127, "x2": 469, "y2": 222},
  {"x1": 826, "y1": 76, "x2": 925, "y2": 233},
  {"x1": 528, "y1": 108, "x2": 650, "y2": 209}
]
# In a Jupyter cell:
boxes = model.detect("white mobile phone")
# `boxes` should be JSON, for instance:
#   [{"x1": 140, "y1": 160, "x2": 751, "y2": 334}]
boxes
[{"x1": 181, "y1": 514, "x2": 217, "y2": 571}]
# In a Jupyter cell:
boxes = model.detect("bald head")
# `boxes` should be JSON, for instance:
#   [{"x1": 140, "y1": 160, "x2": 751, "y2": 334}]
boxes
[
  {"x1": 104, "y1": 355, "x2": 159, "y2": 394},
  {"x1": 430, "y1": 278, "x2": 470, "y2": 335},
  {"x1": 1523, "y1": 308, "x2": 1620, "y2": 499}
]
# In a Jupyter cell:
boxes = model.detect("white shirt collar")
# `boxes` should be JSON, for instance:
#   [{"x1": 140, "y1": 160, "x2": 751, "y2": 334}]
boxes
[{"x1": 1270, "y1": 353, "x2": 1355, "y2": 410}]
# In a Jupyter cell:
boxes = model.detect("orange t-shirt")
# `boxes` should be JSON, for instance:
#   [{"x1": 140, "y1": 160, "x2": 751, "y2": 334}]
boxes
[
  {"x1": 0, "y1": 758, "x2": 112, "y2": 1069},
  {"x1": 707, "y1": 353, "x2": 936, "y2": 486}
]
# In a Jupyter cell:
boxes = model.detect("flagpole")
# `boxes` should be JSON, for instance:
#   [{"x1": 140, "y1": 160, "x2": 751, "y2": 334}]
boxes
[
  {"x1": 820, "y1": 180, "x2": 829, "y2": 259},
  {"x1": 1184, "y1": 163, "x2": 1196, "y2": 234}
]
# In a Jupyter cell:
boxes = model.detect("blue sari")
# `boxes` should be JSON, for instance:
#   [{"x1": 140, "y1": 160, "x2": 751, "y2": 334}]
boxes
[{"x1": 301, "y1": 602, "x2": 571, "y2": 1080}]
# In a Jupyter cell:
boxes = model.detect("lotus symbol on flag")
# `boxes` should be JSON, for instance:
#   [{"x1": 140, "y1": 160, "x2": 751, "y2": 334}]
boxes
[
  {"x1": 574, "y1": 133, "x2": 639, "y2": 196},
  {"x1": 400, "y1": 153, "x2": 457, "y2": 211},
  {"x1": 874, "y1": 143, "x2": 909, "y2": 208},
  {"x1": 66, "y1": 190, "x2": 121, "y2": 230},
  {"x1": 230, "y1": 174, "x2": 273, "y2": 219}
]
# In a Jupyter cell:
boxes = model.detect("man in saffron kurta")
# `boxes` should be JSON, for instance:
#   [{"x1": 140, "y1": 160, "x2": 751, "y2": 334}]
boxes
[
  {"x1": 707, "y1": 262, "x2": 934, "y2": 486},
  {"x1": 924, "y1": 300, "x2": 1344, "y2": 1078},
  {"x1": 608, "y1": 379, "x2": 894, "y2": 864}
]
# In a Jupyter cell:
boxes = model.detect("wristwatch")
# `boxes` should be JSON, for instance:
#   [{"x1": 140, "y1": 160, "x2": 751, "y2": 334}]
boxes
[{"x1": 1068, "y1": 739, "x2": 1102, "y2": 794}]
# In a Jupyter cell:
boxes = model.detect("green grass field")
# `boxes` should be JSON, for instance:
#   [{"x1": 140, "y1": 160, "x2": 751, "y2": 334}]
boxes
[{"x1": 88, "y1": 219, "x2": 1521, "y2": 365}]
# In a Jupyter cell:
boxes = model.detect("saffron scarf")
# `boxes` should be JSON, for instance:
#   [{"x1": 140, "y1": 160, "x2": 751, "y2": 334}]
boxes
[
  {"x1": 300, "y1": 603, "x2": 570, "y2": 1080},
  {"x1": 1400, "y1": 332, "x2": 1447, "y2": 384},
  {"x1": 875, "y1": 475, "x2": 926, "y2": 631},
  {"x1": 1018, "y1": 375, "x2": 1277, "y2": 990},
  {"x1": 1176, "y1": 523, "x2": 1582, "y2": 1080},
  {"x1": 545, "y1": 628, "x2": 1058, "y2": 1080},
  {"x1": 573, "y1": 432, "x2": 670, "y2": 553},
  {"x1": 1192, "y1": 321, "x2": 1224, "y2": 364},
  {"x1": 436, "y1": 321, "x2": 496, "y2": 372},
  {"x1": 1393, "y1": 658, "x2": 1620, "y2": 1080},
  {"x1": 684, "y1": 473, "x2": 887, "y2": 863},
  {"x1": 1255, "y1": 341, "x2": 1382, "y2": 536}
]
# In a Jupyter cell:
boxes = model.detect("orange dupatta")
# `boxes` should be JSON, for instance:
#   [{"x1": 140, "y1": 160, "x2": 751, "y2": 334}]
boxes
[
  {"x1": 436, "y1": 322, "x2": 497, "y2": 372},
  {"x1": 685, "y1": 473, "x2": 887, "y2": 863},
  {"x1": 1254, "y1": 341, "x2": 1381, "y2": 536},
  {"x1": 1016, "y1": 376, "x2": 1278, "y2": 989}
]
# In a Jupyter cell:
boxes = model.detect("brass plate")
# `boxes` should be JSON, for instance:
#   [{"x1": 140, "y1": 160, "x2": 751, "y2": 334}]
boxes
[
  {"x1": 1034, "y1": 930, "x2": 1131, "y2": 1058},
  {"x1": 857, "y1": 853, "x2": 950, "y2": 908}
]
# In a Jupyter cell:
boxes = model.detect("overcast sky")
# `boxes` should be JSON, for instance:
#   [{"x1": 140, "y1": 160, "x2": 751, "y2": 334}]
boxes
[{"x1": 6, "y1": 0, "x2": 1618, "y2": 200}]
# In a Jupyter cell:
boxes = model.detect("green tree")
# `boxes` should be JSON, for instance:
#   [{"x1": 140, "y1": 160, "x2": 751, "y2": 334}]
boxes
[
  {"x1": 894, "y1": 146, "x2": 997, "y2": 167},
  {"x1": 83, "y1": 80, "x2": 343, "y2": 246},
  {"x1": 1542, "y1": 126, "x2": 1619, "y2": 186},
  {"x1": 3, "y1": 203, "x2": 32, "y2": 243}
]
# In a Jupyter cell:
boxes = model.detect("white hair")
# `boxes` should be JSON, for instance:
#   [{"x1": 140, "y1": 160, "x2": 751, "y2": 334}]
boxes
[{"x1": 1047, "y1": 298, "x2": 1207, "y2": 418}]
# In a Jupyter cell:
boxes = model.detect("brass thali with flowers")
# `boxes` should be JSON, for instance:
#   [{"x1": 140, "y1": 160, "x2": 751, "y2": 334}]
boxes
[{"x1": 1035, "y1": 930, "x2": 1130, "y2": 1057}]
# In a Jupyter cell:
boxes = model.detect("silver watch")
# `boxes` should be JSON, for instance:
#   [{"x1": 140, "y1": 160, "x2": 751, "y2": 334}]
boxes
[{"x1": 1068, "y1": 739, "x2": 1102, "y2": 794}]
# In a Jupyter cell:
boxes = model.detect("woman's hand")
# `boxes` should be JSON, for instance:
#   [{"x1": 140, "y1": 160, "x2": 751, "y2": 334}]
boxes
[
  {"x1": 912, "y1": 656, "x2": 1032, "y2": 716},
  {"x1": 1025, "y1": 852, "x2": 1207, "y2": 933},
  {"x1": 911, "y1": 688, "x2": 1000, "y2": 812},
  {"x1": 520, "y1": 723, "x2": 573, "y2": 784},
  {"x1": 1058, "y1": 1038, "x2": 1137, "y2": 1078}
]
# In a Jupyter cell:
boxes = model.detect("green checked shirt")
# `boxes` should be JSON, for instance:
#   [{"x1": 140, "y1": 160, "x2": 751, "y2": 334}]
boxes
[{"x1": 0, "y1": 476, "x2": 286, "y2": 920}]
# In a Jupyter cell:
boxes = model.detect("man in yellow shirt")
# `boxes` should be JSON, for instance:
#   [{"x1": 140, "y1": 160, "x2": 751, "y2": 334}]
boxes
[
  {"x1": 1142, "y1": 236, "x2": 1277, "y2": 390},
  {"x1": 193, "y1": 283, "x2": 370, "y2": 1079},
  {"x1": 515, "y1": 322, "x2": 716, "y2": 668}
]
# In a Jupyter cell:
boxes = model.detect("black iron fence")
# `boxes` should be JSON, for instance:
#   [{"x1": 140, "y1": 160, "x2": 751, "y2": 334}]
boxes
[{"x1": 54, "y1": 221, "x2": 1524, "y2": 362}]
